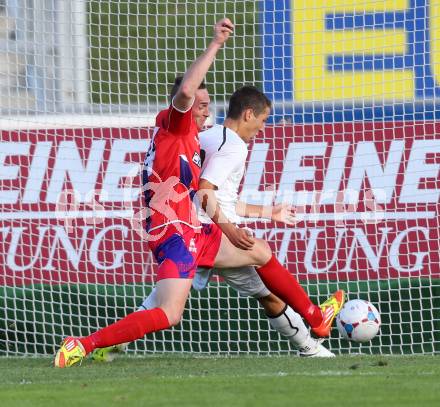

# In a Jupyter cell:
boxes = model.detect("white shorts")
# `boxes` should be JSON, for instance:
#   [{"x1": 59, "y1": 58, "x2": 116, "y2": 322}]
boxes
[{"x1": 193, "y1": 266, "x2": 271, "y2": 299}]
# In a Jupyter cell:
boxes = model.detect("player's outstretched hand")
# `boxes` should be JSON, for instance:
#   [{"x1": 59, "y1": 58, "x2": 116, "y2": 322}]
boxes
[
  {"x1": 223, "y1": 224, "x2": 255, "y2": 250},
  {"x1": 271, "y1": 203, "x2": 297, "y2": 225},
  {"x1": 213, "y1": 18, "x2": 234, "y2": 46}
]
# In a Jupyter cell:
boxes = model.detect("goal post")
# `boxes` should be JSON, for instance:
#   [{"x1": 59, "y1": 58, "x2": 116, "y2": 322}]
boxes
[{"x1": 0, "y1": 0, "x2": 439, "y2": 356}]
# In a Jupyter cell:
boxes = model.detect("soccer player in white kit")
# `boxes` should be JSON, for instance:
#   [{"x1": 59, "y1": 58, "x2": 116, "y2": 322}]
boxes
[
  {"x1": 94, "y1": 86, "x2": 334, "y2": 359},
  {"x1": 146, "y1": 121, "x2": 334, "y2": 356}
]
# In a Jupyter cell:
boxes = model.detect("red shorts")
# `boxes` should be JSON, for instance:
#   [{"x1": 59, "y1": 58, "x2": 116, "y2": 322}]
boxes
[{"x1": 148, "y1": 223, "x2": 222, "y2": 281}]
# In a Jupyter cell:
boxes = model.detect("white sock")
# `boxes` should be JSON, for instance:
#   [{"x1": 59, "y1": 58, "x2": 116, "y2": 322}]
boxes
[
  {"x1": 267, "y1": 305, "x2": 317, "y2": 350},
  {"x1": 138, "y1": 287, "x2": 158, "y2": 311}
]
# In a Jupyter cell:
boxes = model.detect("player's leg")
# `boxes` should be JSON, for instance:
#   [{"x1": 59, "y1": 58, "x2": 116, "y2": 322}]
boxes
[
  {"x1": 214, "y1": 232, "x2": 345, "y2": 337},
  {"x1": 55, "y1": 278, "x2": 191, "y2": 368},
  {"x1": 92, "y1": 286, "x2": 160, "y2": 362},
  {"x1": 93, "y1": 266, "x2": 333, "y2": 362},
  {"x1": 91, "y1": 228, "x2": 207, "y2": 364},
  {"x1": 217, "y1": 266, "x2": 334, "y2": 357},
  {"x1": 212, "y1": 231, "x2": 271, "y2": 268},
  {"x1": 260, "y1": 296, "x2": 334, "y2": 357},
  {"x1": 55, "y1": 230, "x2": 196, "y2": 368},
  {"x1": 82, "y1": 277, "x2": 189, "y2": 349}
]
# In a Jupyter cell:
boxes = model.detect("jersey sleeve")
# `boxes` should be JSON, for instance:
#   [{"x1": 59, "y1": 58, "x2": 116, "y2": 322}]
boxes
[
  {"x1": 164, "y1": 97, "x2": 195, "y2": 136},
  {"x1": 200, "y1": 144, "x2": 247, "y2": 188}
]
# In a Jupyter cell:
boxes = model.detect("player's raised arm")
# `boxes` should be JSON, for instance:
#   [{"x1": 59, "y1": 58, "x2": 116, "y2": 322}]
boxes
[{"x1": 173, "y1": 18, "x2": 234, "y2": 112}]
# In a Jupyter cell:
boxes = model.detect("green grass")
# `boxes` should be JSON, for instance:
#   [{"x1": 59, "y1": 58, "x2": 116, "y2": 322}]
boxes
[{"x1": 0, "y1": 356, "x2": 439, "y2": 407}]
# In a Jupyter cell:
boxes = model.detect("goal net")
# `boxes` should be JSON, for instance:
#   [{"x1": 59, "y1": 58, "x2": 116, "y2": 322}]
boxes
[{"x1": 0, "y1": 0, "x2": 439, "y2": 356}]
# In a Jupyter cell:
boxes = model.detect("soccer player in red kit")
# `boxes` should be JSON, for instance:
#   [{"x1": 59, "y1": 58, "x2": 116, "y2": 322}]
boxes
[{"x1": 54, "y1": 18, "x2": 234, "y2": 367}]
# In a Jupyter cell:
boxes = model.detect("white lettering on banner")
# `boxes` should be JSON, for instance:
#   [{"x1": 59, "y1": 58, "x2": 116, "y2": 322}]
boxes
[
  {"x1": 0, "y1": 142, "x2": 30, "y2": 204},
  {"x1": 241, "y1": 140, "x2": 440, "y2": 207},
  {"x1": 2, "y1": 226, "x2": 47, "y2": 272},
  {"x1": 0, "y1": 225, "x2": 128, "y2": 273},
  {"x1": 0, "y1": 225, "x2": 432, "y2": 276},
  {"x1": 276, "y1": 142, "x2": 327, "y2": 205},
  {"x1": 2, "y1": 226, "x2": 92, "y2": 272},
  {"x1": 342, "y1": 227, "x2": 390, "y2": 272},
  {"x1": 303, "y1": 228, "x2": 346, "y2": 273},
  {"x1": 101, "y1": 139, "x2": 148, "y2": 202},
  {"x1": 44, "y1": 226, "x2": 92, "y2": 270},
  {"x1": 89, "y1": 224, "x2": 128, "y2": 270},
  {"x1": 345, "y1": 141, "x2": 405, "y2": 205},
  {"x1": 389, "y1": 227, "x2": 430, "y2": 273},
  {"x1": 319, "y1": 142, "x2": 350, "y2": 204},
  {"x1": 0, "y1": 139, "x2": 148, "y2": 206},
  {"x1": 22, "y1": 142, "x2": 52, "y2": 203},
  {"x1": 260, "y1": 227, "x2": 430, "y2": 275},
  {"x1": 0, "y1": 138, "x2": 438, "y2": 207},
  {"x1": 46, "y1": 141, "x2": 106, "y2": 203},
  {"x1": 400, "y1": 140, "x2": 440, "y2": 204}
]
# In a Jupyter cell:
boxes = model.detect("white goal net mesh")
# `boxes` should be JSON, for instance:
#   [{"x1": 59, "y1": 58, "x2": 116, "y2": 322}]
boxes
[{"x1": 0, "y1": 0, "x2": 439, "y2": 355}]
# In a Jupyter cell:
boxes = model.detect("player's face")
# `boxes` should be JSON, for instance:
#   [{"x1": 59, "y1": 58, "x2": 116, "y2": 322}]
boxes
[
  {"x1": 244, "y1": 106, "x2": 271, "y2": 142},
  {"x1": 192, "y1": 88, "x2": 211, "y2": 130}
]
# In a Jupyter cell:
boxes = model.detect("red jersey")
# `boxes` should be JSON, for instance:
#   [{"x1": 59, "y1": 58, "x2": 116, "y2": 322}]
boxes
[{"x1": 142, "y1": 103, "x2": 202, "y2": 233}]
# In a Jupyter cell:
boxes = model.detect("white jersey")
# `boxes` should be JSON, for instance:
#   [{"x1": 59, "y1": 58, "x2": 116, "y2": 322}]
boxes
[{"x1": 197, "y1": 124, "x2": 248, "y2": 224}]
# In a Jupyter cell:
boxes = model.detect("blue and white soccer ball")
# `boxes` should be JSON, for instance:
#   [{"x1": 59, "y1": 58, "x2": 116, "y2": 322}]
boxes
[{"x1": 336, "y1": 299, "x2": 381, "y2": 343}]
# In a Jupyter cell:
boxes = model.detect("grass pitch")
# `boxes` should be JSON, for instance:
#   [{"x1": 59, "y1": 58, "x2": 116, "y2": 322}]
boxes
[{"x1": 0, "y1": 355, "x2": 439, "y2": 407}]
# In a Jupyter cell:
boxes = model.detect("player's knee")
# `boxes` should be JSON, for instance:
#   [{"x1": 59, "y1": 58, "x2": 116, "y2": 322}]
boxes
[
  {"x1": 162, "y1": 309, "x2": 184, "y2": 327},
  {"x1": 252, "y1": 239, "x2": 272, "y2": 266},
  {"x1": 167, "y1": 315, "x2": 182, "y2": 327}
]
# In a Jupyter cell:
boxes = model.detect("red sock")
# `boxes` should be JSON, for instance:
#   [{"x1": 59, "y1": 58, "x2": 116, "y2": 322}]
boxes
[
  {"x1": 79, "y1": 308, "x2": 170, "y2": 354},
  {"x1": 256, "y1": 255, "x2": 322, "y2": 328}
]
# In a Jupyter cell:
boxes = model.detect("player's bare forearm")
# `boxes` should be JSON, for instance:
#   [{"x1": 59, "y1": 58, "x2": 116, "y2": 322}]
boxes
[
  {"x1": 236, "y1": 201, "x2": 296, "y2": 225},
  {"x1": 236, "y1": 201, "x2": 272, "y2": 219},
  {"x1": 198, "y1": 179, "x2": 254, "y2": 250},
  {"x1": 173, "y1": 18, "x2": 234, "y2": 112}
]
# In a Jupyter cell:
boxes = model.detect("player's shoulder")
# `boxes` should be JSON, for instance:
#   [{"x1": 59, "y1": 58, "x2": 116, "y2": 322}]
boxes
[
  {"x1": 155, "y1": 104, "x2": 194, "y2": 133},
  {"x1": 200, "y1": 124, "x2": 223, "y2": 139},
  {"x1": 224, "y1": 127, "x2": 247, "y2": 147},
  {"x1": 222, "y1": 128, "x2": 248, "y2": 159},
  {"x1": 155, "y1": 108, "x2": 171, "y2": 128},
  {"x1": 200, "y1": 125, "x2": 247, "y2": 153},
  {"x1": 200, "y1": 125, "x2": 225, "y2": 150}
]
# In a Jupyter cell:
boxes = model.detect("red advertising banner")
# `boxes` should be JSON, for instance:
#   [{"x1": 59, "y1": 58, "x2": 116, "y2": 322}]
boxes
[{"x1": 0, "y1": 123, "x2": 439, "y2": 285}]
